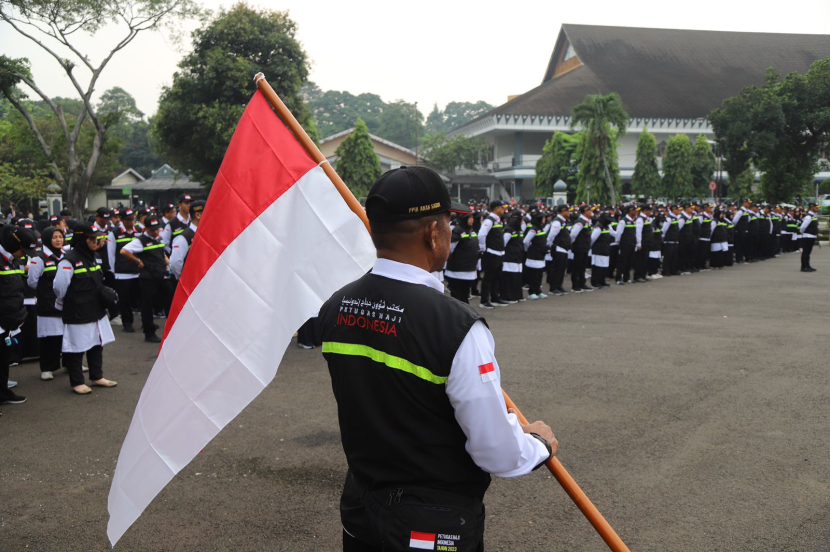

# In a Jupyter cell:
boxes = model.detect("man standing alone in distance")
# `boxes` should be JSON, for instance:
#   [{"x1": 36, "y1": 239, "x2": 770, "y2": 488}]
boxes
[{"x1": 319, "y1": 166, "x2": 557, "y2": 552}]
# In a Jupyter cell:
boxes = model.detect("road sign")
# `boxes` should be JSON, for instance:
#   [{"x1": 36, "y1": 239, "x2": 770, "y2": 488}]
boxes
[{"x1": 709, "y1": 181, "x2": 717, "y2": 191}]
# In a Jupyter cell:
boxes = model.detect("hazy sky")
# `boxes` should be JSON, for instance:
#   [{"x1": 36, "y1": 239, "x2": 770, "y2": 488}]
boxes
[{"x1": 2, "y1": 0, "x2": 829, "y2": 120}]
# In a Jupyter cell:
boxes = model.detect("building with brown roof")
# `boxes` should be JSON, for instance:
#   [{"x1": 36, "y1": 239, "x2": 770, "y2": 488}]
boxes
[{"x1": 450, "y1": 24, "x2": 830, "y2": 200}]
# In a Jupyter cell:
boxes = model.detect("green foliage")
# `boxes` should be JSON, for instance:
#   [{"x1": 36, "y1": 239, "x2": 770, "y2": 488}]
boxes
[
  {"x1": 662, "y1": 134, "x2": 693, "y2": 199},
  {"x1": 690, "y1": 134, "x2": 716, "y2": 195},
  {"x1": 305, "y1": 84, "x2": 386, "y2": 137},
  {"x1": 819, "y1": 180, "x2": 830, "y2": 195},
  {"x1": 153, "y1": 3, "x2": 316, "y2": 185},
  {"x1": 0, "y1": 162, "x2": 51, "y2": 206},
  {"x1": 424, "y1": 101, "x2": 494, "y2": 134},
  {"x1": 110, "y1": 118, "x2": 164, "y2": 178},
  {"x1": 420, "y1": 132, "x2": 488, "y2": 176},
  {"x1": 574, "y1": 127, "x2": 620, "y2": 204},
  {"x1": 97, "y1": 87, "x2": 143, "y2": 128},
  {"x1": 729, "y1": 167, "x2": 756, "y2": 200},
  {"x1": 630, "y1": 128, "x2": 661, "y2": 199},
  {"x1": 375, "y1": 100, "x2": 422, "y2": 150},
  {"x1": 334, "y1": 119, "x2": 381, "y2": 198},
  {"x1": 534, "y1": 131, "x2": 580, "y2": 197},
  {"x1": 710, "y1": 59, "x2": 830, "y2": 203},
  {"x1": 570, "y1": 93, "x2": 629, "y2": 203}
]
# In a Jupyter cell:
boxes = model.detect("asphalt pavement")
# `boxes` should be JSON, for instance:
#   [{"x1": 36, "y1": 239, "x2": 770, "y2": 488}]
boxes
[{"x1": 1, "y1": 249, "x2": 828, "y2": 551}]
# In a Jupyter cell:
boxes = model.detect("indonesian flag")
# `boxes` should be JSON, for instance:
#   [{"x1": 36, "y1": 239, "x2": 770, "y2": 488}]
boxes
[
  {"x1": 409, "y1": 531, "x2": 437, "y2": 550},
  {"x1": 106, "y1": 90, "x2": 376, "y2": 545}
]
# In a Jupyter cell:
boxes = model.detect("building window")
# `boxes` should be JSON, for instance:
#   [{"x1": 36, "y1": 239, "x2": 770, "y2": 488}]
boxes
[
  {"x1": 658, "y1": 140, "x2": 668, "y2": 158},
  {"x1": 563, "y1": 43, "x2": 577, "y2": 61}
]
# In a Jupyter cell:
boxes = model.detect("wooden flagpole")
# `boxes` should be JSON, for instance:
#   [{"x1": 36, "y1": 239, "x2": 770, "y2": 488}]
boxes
[{"x1": 253, "y1": 73, "x2": 630, "y2": 552}]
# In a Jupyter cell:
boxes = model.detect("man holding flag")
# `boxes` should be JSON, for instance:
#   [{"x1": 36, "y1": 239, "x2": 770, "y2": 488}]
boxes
[{"x1": 320, "y1": 166, "x2": 557, "y2": 552}]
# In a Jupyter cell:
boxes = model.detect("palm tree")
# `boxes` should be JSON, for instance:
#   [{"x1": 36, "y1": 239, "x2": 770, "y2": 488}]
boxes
[{"x1": 570, "y1": 93, "x2": 630, "y2": 204}]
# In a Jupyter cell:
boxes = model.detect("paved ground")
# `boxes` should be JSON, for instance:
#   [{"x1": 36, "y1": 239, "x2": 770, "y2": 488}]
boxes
[{"x1": 1, "y1": 249, "x2": 828, "y2": 552}]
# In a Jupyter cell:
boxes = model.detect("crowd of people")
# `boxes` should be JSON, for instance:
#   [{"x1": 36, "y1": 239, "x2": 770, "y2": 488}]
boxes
[
  {"x1": 441, "y1": 199, "x2": 822, "y2": 308},
  {"x1": 0, "y1": 195, "x2": 202, "y2": 409}
]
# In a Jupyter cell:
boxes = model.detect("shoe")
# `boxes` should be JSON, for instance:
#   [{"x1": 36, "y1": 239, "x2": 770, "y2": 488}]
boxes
[
  {"x1": 522, "y1": 285, "x2": 529, "y2": 290},
  {"x1": 680, "y1": 271, "x2": 691, "y2": 275},
  {"x1": 600, "y1": 284, "x2": 611, "y2": 289},
  {"x1": 7, "y1": 380, "x2": 17, "y2": 389},
  {"x1": 538, "y1": 293, "x2": 548, "y2": 299},
  {"x1": 41, "y1": 371, "x2": 54, "y2": 381},
  {"x1": 470, "y1": 292, "x2": 481, "y2": 298},
  {"x1": 154, "y1": 312, "x2": 167, "y2": 319},
  {"x1": 479, "y1": 302, "x2": 495, "y2": 309},
  {"x1": 645, "y1": 275, "x2": 653, "y2": 281},
  {"x1": 517, "y1": 297, "x2": 527, "y2": 302},
  {"x1": 72, "y1": 385, "x2": 92, "y2": 395},
  {"x1": 528, "y1": 294, "x2": 539, "y2": 300},
  {"x1": 572, "y1": 287, "x2": 584, "y2": 293},
  {"x1": 582, "y1": 286, "x2": 594, "y2": 291},
  {"x1": 493, "y1": 300, "x2": 510, "y2": 307},
  {"x1": 110, "y1": 315, "x2": 123, "y2": 326},
  {"x1": 616, "y1": 280, "x2": 625, "y2": 285},
  {"x1": 298, "y1": 343, "x2": 314, "y2": 349},
  {"x1": 652, "y1": 274, "x2": 663, "y2": 279},
  {"x1": 634, "y1": 278, "x2": 647, "y2": 283},
  {"x1": 0, "y1": 392, "x2": 27, "y2": 404},
  {"x1": 504, "y1": 300, "x2": 518, "y2": 304},
  {"x1": 145, "y1": 334, "x2": 161, "y2": 343},
  {"x1": 123, "y1": 325, "x2": 135, "y2": 333},
  {"x1": 553, "y1": 290, "x2": 565, "y2": 296},
  {"x1": 809, "y1": 267, "x2": 817, "y2": 272},
  {"x1": 91, "y1": 378, "x2": 117, "y2": 387}
]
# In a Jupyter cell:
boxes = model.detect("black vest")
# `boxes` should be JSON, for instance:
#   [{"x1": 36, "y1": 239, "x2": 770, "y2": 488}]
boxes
[
  {"x1": 484, "y1": 217, "x2": 505, "y2": 252},
  {"x1": 137, "y1": 234, "x2": 168, "y2": 279},
  {"x1": 113, "y1": 229, "x2": 142, "y2": 275},
  {"x1": 651, "y1": 217, "x2": 664, "y2": 250},
  {"x1": 320, "y1": 273, "x2": 491, "y2": 499},
  {"x1": 640, "y1": 217, "x2": 654, "y2": 247},
  {"x1": 748, "y1": 213, "x2": 759, "y2": 234},
  {"x1": 712, "y1": 220, "x2": 728, "y2": 243},
  {"x1": 691, "y1": 216, "x2": 701, "y2": 237},
  {"x1": 35, "y1": 250, "x2": 62, "y2": 317},
  {"x1": 700, "y1": 217, "x2": 713, "y2": 239},
  {"x1": 665, "y1": 217, "x2": 680, "y2": 242},
  {"x1": 572, "y1": 219, "x2": 593, "y2": 252},
  {"x1": 679, "y1": 214, "x2": 693, "y2": 237},
  {"x1": 0, "y1": 254, "x2": 27, "y2": 331},
  {"x1": 619, "y1": 218, "x2": 638, "y2": 247},
  {"x1": 503, "y1": 230, "x2": 525, "y2": 264},
  {"x1": 447, "y1": 227, "x2": 479, "y2": 272},
  {"x1": 736, "y1": 210, "x2": 750, "y2": 232},
  {"x1": 526, "y1": 229, "x2": 548, "y2": 261},
  {"x1": 62, "y1": 250, "x2": 106, "y2": 325},
  {"x1": 552, "y1": 218, "x2": 572, "y2": 250},
  {"x1": 805, "y1": 216, "x2": 819, "y2": 235},
  {"x1": 592, "y1": 228, "x2": 613, "y2": 256}
]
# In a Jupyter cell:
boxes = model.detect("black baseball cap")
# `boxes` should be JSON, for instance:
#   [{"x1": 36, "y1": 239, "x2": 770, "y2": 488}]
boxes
[
  {"x1": 12, "y1": 228, "x2": 38, "y2": 257},
  {"x1": 177, "y1": 193, "x2": 193, "y2": 204},
  {"x1": 121, "y1": 208, "x2": 135, "y2": 218},
  {"x1": 96, "y1": 207, "x2": 111, "y2": 219},
  {"x1": 190, "y1": 200, "x2": 206, "y2": 216},
  {"x1": 365, "y1": 166, "x2": 471, "y2": 222},
  {"x1": 49, "y1": 215, "x2": 63, "y2": 223},
  {"x1": 144, "y1": 216, "x2": 162, "y2": 229},
  {"x1": 76, "y1": 222, "x2": 107, "y2": 239}
]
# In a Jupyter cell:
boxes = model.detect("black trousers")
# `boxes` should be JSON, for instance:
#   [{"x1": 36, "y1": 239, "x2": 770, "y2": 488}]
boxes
[
  {"x1": 748, "y1": 232, "x2": 760, "y2": 261},
  {"x1": 480, "y1": 253, "x2": 503, "y2": 303},
  {"x1": 679, "y1": 237, "x2": 695, "y2": 271},
  {"x1": 115, "y1": 278, "x2": 141, "y2": 327},
  {"x1": 725, "y1": 244, "x2": 734, "y2": 266},
  {"x1": 446, "y1": 277, "x2": 473, "y2": 304},
  {"x1": 617, "y1": 244, "x2": 635, "y2": 282},
  {"x1": 63, "y1": 345, "x2": 103, "y2": 387},
  {"x1": 139, "y1": 278, "x2": 172, "y2": 336},
  {"x1": 591, "y1": 265, "x2": 607, "y2": 287},
  {"x1": 499, "y1": 271, "x2": 523, "y2": 301},
  {"x1": 1, "y1": 330, "x2": 15, "y2": 401},
  {"x1": 570, "y1": 250, "x2": 589, "y2": 289},
  {"x1": 525, "y1": 266, "x2": 544, "y2": 295},
  {"x1": 801, "y1": 238, "x2": 815, "y2": 269},
  {"x1": 633, "y1": 247, "x2": 648, "y2": 280},
  {"x1": 608, "y1": 245, "x2": 618, "y2": 276},
  {"x1": 548, "y1": 252, "x2": 568, "y2": 292},
  {"x1": 735, "y1": 231, "x2": 748, "y2": 262},
  {"x1": 662, "y1": 243, "x2": 678, "y2": 275},
  {"x1": 697, "y1": 240, "x2": 710, "y2": 269},
  {"x1": 39, "y1": 334, "x2": 63, "y2": 373}
]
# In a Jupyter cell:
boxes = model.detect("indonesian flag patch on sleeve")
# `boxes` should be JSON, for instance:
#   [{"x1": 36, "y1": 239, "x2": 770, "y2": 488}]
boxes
[
  {"x1": 478, "y1": 362, "x2": 497, "y2": 383},
  {"x1": 409, "y1": 531, "x2": 436, "y2": 550}
]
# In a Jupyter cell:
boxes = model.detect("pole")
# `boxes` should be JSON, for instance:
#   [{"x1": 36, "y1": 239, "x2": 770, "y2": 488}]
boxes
[
  {"x1": 254, "y1": 74, "x2": 630, "y2": 552},
  {"x1": 253, "y1": 73, "x2": 370, "y2": 233},
  {"x1": 503, "y1": 390, "x2": 631, "y2": 552}
]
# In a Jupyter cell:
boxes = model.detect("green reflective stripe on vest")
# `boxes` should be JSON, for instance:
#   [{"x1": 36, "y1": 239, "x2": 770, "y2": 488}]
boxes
[
  {"x1": 142, "y1": 244, "x2": 166, "y2": 251},
  {"x1": 536, "y1": 231, "x2": 547, "y2": 236},
  {"x1": 717, "y1": 222, "x2": 727, "y2": 227},
  {"x1": 322, "y1": 342, "x2": 448, "y2": 385},
  {"x1": 643, "y1": 221, "x2": 652, "y2": 226},
  {"x1": 703, "y1": 219, "x2": 713, "y2": 223},
  {"x1": 671, "y1": 220, "x2": 678, "y2": 224},
  {"x1": 625, "y1": 224, "x2": 636, "y2": 228},
  {"x1": 511, "y1": 233, "x2": 520, "y2": 238},
  {"x1": 492, "y1": 224, "x2": 503, "y2": 228},
  {"x1": 74, "y1": 265, "x2": 102, "y2": 274},
  {"x1": 173, "y1": 229, "x2": 184, "y2": 235},
  {"x1": 43, "y1": 266, "x2": 57, "y2": 272},
  {"x1": 600, "y1": 230, "x2": 610, "y2": 234},
  {"x1": 460, "y1": 233, "x2": 470, "y2": 238},
  {"x1": 0, "y1": 269, "x2": 24, "y2": 276},
  {"x1": 750, "y1": 217, "x2": 757, "y2": 221},
  {"x1": 116, "y1": 237, "x2": 134, "y2": 243},
  {"x1": 692, "y1": 217, "x2": 699, "y2": 221}
]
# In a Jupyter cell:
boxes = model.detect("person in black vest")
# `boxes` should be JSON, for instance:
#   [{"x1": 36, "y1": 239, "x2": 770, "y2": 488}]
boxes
[
  {"x1": 615, "y1": 205, "x2": 639, "y2": 284},
  {"x1": 13, "y1": 219, "x2": 40, "y2": 362},
  {"x1": 120, "y1": 216, "x2": 172, "y2": 343},
  {"x1": 523, "y1": 210, "x2": 548, "y2": 300},
  {"x1": 710, "y1": 208, "x2": 729, "y2": 269},
  {"x1": 799, "y1": 203, "x2": 820, "y2": 272},
  {"x1": 689, "y1": 204, "x2": 701, "y2": 273},
  {"x1": 445, "y1": 212, "x2": 479, "y2": 304},
  {"x1": 633, "y1": 204, "x2": 654, "y2": 282},
  {"x1": 724, "y1": 202, "x2": 736, "y2": 266},
  {"x1": 590, "y1": 212, "x2": 613, "y2": 288},
  {"x1": 0, "y1": 226, "x2": 37, "y2": 406},
  {"x1": 108, "y1": 208, "x2": 142, "y2": 333},
  {"x1": 747, "y1": 203, "x2": 761, "y2": 262},
  {"x1": 648, "y1": 205, "x2": 664, "y2": 279},
  {"x1": 546, "y1": 205, "x2": 571, "y2": 296},
  {"x1": 26, "y1": 227, "x2": 66, "y2": 380},
  {"x1": 678, "y1": 203, "x2": 694, "y2": 274},
  {"x1": 53, "y1": 223, "x2": 117, "y2": 395},
  {"x1": 319, "y1": 166, "x2": 556, "y2": 552},
  {"x1": 697, "y1": 204, "x2": 714, "y2": 270},
  {"x1": 169, "y1": 199, "x2": 202, "y2": 284},
  {"x1": 662, "y1": 204, "x2": 681, "y2": 276},
  {"x1": 569, "y1": 205, "x2": 594, "y2": 292},
  {"x1": 500, "y1": 212, "x2": 525, "y2": 303},
  {"x1": 477, "y1": 200, "x2": 509, "y2": 308},
  {"x1": 732, "y1": 199, "x2": 751, "y2": 263}
]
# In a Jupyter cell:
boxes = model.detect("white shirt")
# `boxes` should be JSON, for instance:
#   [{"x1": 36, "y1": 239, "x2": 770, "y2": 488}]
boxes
[
  {"x1": 370, "y1": 258, "x2": 550, "y2": 477},
  {"x1": 547, "y1": 217, "x2": 569, "y2": 254},
  {"x1": 801, "y1": 213, "x2": 818, "y2": 238},
  {"x1": 477, "y1": 214, "x2": 505, "y2": 256},
  {"x1": 169, "y1": 233, "x2": 191, "y2": 279},
  {"x1": 53, "y1": 255, "x2": 115, "y2": 352}
]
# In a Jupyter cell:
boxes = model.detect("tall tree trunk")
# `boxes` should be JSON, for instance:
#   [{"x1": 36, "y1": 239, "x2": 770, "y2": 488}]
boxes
[{"x1": 600, "y1": 145, "x2": 616, "y2": 205}]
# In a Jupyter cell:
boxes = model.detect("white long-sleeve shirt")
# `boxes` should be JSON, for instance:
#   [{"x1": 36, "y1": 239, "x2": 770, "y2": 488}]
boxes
[
  {"x1": 169, "y1": 233, "x2": 190, "y2": 279},
  {"x1": 53, "y1": 255, "x2": 115, "y2": 352},
  {"x1": 477, "y1": 214, "x2": 504, "y2": 256},
  {"x1": 371, "y1": 259, "x2": 550, "y2": 477},
  {"x1": 570, "y1": 215, "x2": 592, "y2": 241},
  {"x1": 635, "y1": 215, "x2": 645, "y2": 247},
  {"x1": 801, "y1": 213, "x2": 818, "y2": 238},
  {"x1": 547, "y1": 216, "x2": 569, "y2": 253}
]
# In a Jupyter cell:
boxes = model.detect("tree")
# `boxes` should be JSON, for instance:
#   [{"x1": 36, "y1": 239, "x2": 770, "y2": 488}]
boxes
[
  {"x1": 729, "y1": 167, "x2": 756, "y2": 200},
  {"x1": 0, "y1": 0, "x2": 201, "y2": 216},
  {"x1": 376, "y1": 100, "x2": 422, "y2": 150},
  {"x1": 690, "y1": 134, "x2": 716, "y2": 196},
  {"x1": 425, "y1": 101, "x2": 494, "y2": 133},
  {"x1": 420, "y1": 132, "x2": 488, "y2": 176},
  {"x1": 630, "y1": 128, "x2": 661, "y2": 199},
  {"x1": 307, "y1": 87, "x2": 386, "y2": 138},
  {"x1": 574, "y1": 127, "x2": 620, "y2": 204},
  {"x1": 711, "y1": 60, "x2": 830, "y2": 203},
  {"x1": 153, "y1": 4, "x2": 317, "y2": 187},
  {"x1": 534, "y1": 131, "x2": 580, "y2": 197},
  {"x1": 0, "y1": 162, "x2": 51, "y2": 211},
  {"x1": 334, "y1": 119, "x2": 381, "y2": 198},
  {"x1": 662, "y1": 134, "x2": 694, "y2": 200}
]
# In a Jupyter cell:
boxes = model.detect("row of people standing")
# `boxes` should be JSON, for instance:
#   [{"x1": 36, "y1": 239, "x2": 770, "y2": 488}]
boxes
[
  {"x1": 444, "y1": 200, "x2": 822, "y2": 308},
  {"x1": 0, "y1": 197, "x2": 203, "y2": 406}
]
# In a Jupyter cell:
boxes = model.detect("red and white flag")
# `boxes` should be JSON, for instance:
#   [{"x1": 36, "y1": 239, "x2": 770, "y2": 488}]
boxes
[
  {"x1": 409, "y1": 531, "x2": 437, "y2": 550},
  {"x1": 106, "y1": 90, "x2": 375, "y2": 545}
]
